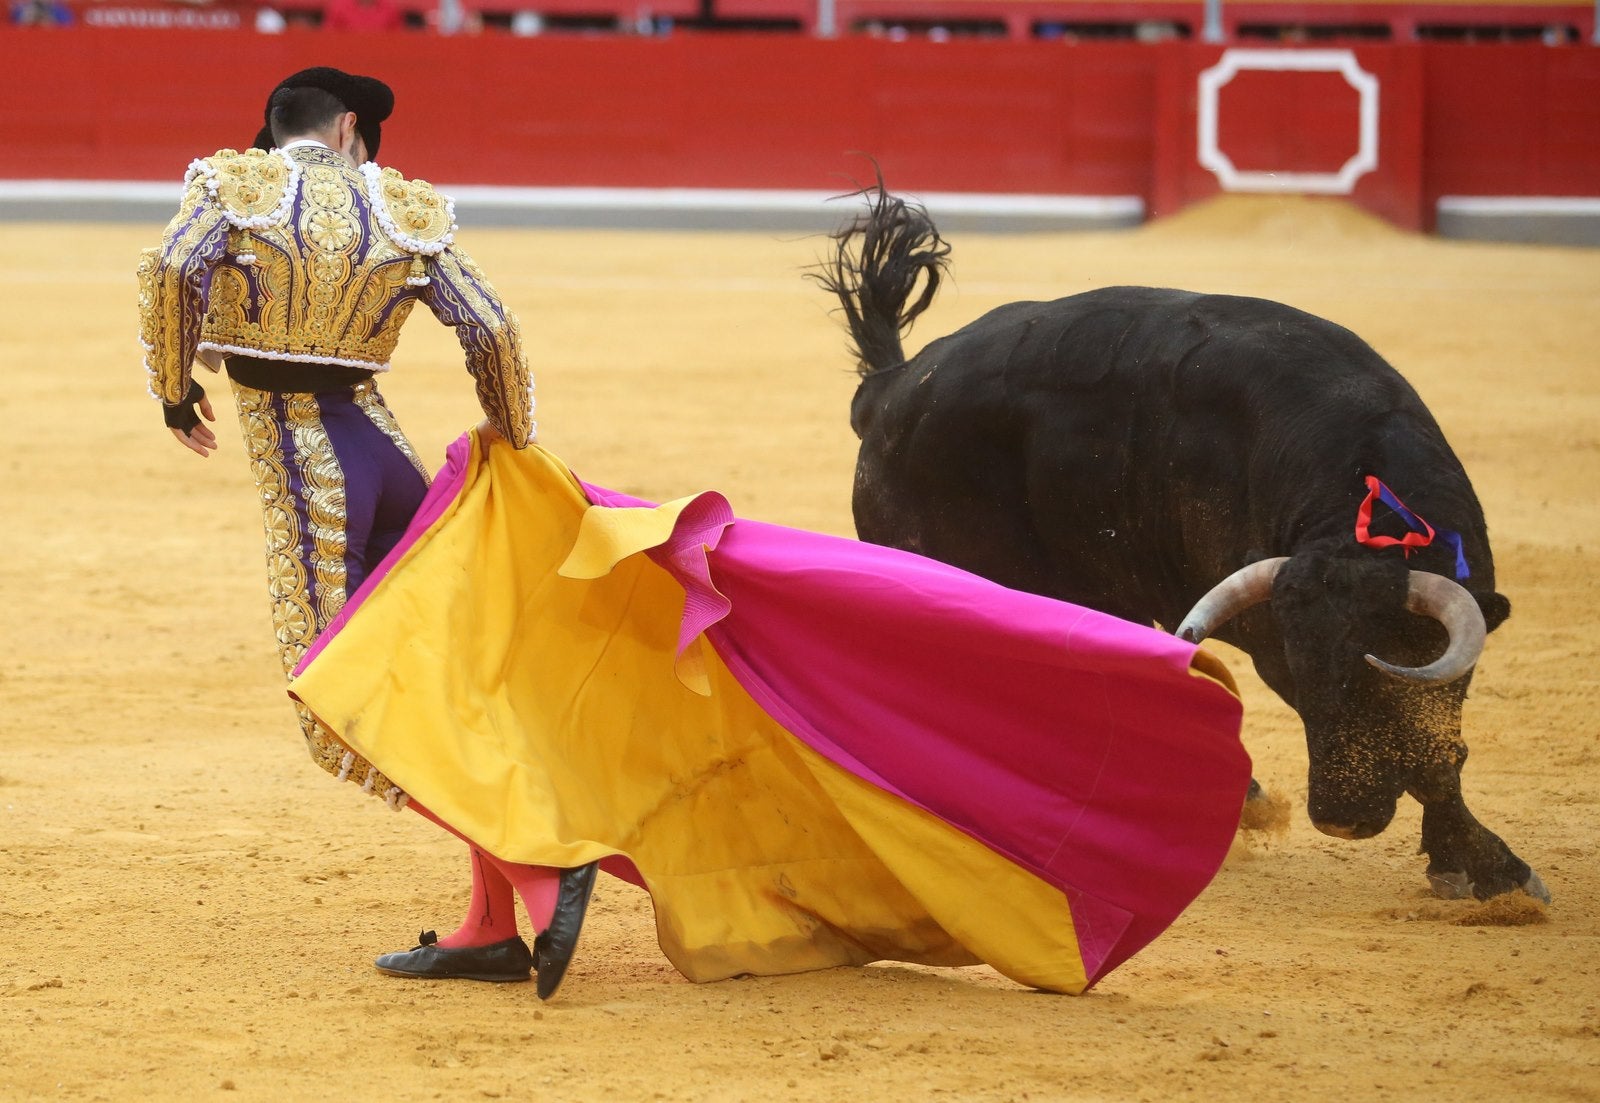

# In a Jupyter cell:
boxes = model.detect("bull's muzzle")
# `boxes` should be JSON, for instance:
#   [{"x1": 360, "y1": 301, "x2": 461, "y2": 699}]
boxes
[
  {"x1": 1307, "y1": 781, "x2": 1401, "y2": 841},
  {"x1": 1311, "y1": 817, "x2": 1390, "y2": 841}
]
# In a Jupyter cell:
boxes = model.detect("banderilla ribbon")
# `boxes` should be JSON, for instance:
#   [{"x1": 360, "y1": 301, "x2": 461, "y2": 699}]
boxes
[{"x1": 1354, "y1": 475, "x2": 1470, "y2": 580}]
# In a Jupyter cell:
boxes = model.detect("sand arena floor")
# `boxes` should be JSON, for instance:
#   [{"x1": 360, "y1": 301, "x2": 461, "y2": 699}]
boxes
[{"x1": 2, "y1": 198, "x2": 1598, "y2": 1101}]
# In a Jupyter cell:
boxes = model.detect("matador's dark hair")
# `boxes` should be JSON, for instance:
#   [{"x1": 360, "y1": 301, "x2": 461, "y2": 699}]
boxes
[
  {"x1": 268, "y1": 86, "x2": 349, "y2": 148},
  {"x1": 252, "y1": 67, "x2": 394, "y2": 159}
]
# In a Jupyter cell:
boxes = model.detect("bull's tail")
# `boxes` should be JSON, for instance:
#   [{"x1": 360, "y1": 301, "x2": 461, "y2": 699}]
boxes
[{"x1": 812, "y1": 180, "x2": 951, "y2": 376}]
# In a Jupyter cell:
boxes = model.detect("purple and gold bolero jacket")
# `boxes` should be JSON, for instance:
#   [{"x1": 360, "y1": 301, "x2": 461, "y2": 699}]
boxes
[{"x1": 137, "y1": 142, "x2": 533, "y2": 447}]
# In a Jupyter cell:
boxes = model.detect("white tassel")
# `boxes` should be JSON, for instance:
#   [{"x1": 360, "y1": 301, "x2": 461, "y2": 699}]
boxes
[{"x1": 336, "y1": 751, "x2": 355, "y2": 782}]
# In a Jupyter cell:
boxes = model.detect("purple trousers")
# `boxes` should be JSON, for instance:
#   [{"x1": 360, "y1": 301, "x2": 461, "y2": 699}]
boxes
[{"x1": 231, "y1": 377, "x2": 429, "y2": 799}]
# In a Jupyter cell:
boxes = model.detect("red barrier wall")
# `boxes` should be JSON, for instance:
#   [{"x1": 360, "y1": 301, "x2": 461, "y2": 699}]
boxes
[
  {"x1": 51, "y1": 0, "x2": 1600, "y2": 37},
  {"x1": 1, "y1": 30, "x2": 1596, "y2": 230},
  {"x1": 0, "y1": 31, "x2": 1164, "y2": 193},
  {"x1": 803, "y1": 0, "x2": 1596, "y2": 39},
  {"x1": 1422, "y1": 44, "x2": 1600, "y2": 200}
]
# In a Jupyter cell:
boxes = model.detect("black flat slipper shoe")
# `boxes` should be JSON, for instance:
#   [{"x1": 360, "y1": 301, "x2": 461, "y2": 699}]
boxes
[
  {"x1": 374, "y1": 930, "x2": 534, "y2": 982},
  {"x1": 534, "y1": 862, "x2": 599, "y2": 1000}
]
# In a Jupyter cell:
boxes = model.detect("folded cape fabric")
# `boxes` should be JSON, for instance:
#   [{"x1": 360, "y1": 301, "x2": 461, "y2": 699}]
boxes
[{"x1": 292, "y1": 433, "x2": 1250, "y2": 993}]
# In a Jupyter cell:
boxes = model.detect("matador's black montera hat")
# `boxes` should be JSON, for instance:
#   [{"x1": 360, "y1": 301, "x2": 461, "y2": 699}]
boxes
[{"x1": 251, "y1": 67, "x2": 394, "y2": 160}]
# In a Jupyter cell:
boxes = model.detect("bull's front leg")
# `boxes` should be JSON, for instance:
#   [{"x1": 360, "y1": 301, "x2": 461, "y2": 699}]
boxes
[{"x1": 1413, "y1": 785, "x2": 1549, "y2": 903}]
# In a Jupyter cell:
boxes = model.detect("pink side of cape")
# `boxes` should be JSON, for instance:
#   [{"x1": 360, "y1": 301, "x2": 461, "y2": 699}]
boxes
[{"x1": 300, "y1": 436, "x2": 1251, "y2": 986}]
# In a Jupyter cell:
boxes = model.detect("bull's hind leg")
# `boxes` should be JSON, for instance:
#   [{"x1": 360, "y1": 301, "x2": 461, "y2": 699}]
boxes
[{"x1": 1414, "y1": 787, "x2": 1549, "y2": 903}]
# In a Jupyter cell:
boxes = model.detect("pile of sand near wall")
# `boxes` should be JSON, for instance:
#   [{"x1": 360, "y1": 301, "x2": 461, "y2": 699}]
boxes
[{"x1": 2, "y1": 200, "x2": 1597, "y2": 1101}]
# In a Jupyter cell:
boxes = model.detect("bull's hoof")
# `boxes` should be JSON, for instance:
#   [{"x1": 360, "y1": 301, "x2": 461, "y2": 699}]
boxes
[
  {"x1": 1428, "y1": 870, "x2": 1473, "y2": 900},
  {"x1": 1521, "y1": 870, "x2": 1552, "y2": 905},
  {"x1": 1238, "y1": 784, "x2": 1290, "y2": 834},
  {"x1": 1432, "y1": 868, "x2": 1551, "y2": 904}
]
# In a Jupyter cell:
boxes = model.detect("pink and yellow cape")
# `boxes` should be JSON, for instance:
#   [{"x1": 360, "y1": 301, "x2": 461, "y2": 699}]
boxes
[{"x1": 291, "y1": 433, "x2": 1249, "y2": 994}]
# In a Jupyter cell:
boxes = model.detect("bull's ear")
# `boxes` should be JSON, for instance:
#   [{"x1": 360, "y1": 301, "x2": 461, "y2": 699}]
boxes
[{"x1": 1478, "y1": 592, "x2": 1512, "y2": 632}]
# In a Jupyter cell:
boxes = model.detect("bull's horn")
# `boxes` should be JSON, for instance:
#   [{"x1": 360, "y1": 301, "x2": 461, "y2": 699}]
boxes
[
  {"x1": 1365, "y1": 571, "x2": 1486, "y2": 685},
  {"x1": 1175, "y1": 557, "x2": 1289, "y2": 643}
]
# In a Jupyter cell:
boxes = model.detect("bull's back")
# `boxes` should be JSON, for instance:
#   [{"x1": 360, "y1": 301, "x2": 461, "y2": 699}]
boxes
[
  {"x1": 850, "y1": 285, "x2": 1433, "y2": 617},
  {"x1": 859, "y1": 285, "x2": 1421, "y2": 471}
]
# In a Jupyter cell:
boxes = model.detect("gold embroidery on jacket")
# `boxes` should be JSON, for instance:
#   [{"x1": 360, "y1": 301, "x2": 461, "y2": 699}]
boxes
[
  {"x1": 377, "y1": 169, "x2": 454, "y2": 245},
  {"x1": 430, "y1": 247, "x2": 535, "y2": 448},
  {"x1": 145, "y1": 146, "x2": 528, "y2": 434},
  {"x1": 139, "y1": 176, "x2": 227, "y2": 404},
  {"x1": 213, "y1": 149, "x2": 291, "y2": 220},
  {"x1": 198, "y1": 149, "x2": 414, "y2": 367}
]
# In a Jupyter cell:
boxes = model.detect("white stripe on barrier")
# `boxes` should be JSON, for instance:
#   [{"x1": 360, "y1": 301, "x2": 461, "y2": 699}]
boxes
[
  {"x1": 1437, "y1": 196, "x2": 1600, "y2": 216},
  {"x1": 0, "y1": 179, "x2": 1144, "y2": 220},
  {"x1": 0, "y1": 181, "x2": 186, "y2": 201}
]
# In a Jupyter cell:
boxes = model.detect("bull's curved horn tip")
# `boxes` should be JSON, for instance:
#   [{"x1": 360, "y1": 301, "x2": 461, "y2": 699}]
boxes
[
  {"x1": 1363, "y1": 650, "x2": 1476, "y2": 684},
  {"x1": 1366, "y1": 571, "x2": 1487, "y2": 685}
]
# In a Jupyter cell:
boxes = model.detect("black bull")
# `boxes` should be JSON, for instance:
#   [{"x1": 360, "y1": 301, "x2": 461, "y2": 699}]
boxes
[{"x1": 815, "y1": 189, "x2": 1546, "y2": 903}]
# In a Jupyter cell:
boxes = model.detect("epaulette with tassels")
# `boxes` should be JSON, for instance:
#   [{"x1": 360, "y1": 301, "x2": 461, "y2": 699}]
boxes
[
  {"x1": 186, "y1": 148, "x2": 301, "y2": 267},
  {"x1": 361, "y1": 163, "x2": 458, "y2": 287}
]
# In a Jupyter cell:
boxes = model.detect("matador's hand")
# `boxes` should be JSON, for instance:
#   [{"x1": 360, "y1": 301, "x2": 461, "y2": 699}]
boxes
[
  {"x1": 475, "y1": 418, "x2": 505, "y2": 449},
  {"x1": 165, "y1": 380, "x2": 218, "y2": 457}
]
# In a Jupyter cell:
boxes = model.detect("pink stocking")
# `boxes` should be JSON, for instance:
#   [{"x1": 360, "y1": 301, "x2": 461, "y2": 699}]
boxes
[
  {"x1": 435, "y1": 847, "x2": 518, "y2": 949},
  {"x1": 409, "y1": 801, "x2": 561, "y2": 937},
  {"x1": 488, "y1": 860, "x2": 559, "y2": 932}
]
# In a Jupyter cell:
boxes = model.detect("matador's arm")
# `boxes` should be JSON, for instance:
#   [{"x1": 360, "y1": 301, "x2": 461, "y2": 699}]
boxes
[
  {"x1": 419, "y1": 244, "x2": 535, "y2": 449},
  {"x1": 137, "y1": 173, "x2": 230, "y2": 412}
]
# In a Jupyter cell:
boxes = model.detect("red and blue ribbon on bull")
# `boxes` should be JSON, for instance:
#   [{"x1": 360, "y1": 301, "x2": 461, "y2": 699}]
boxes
[{"x1": 1355, "y1": 475, "x2": 1470, "y2": 580}]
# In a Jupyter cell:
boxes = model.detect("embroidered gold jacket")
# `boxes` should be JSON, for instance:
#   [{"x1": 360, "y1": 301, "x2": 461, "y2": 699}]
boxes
[{"x1": 137, "y1": 143, "x2": 533, "y2": 446}]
